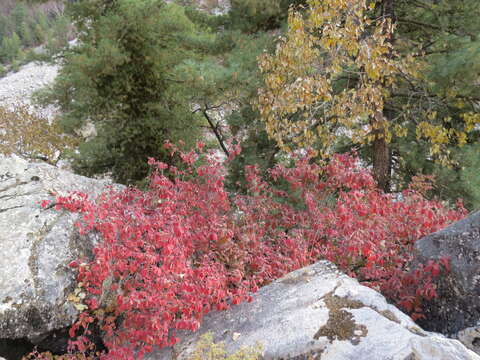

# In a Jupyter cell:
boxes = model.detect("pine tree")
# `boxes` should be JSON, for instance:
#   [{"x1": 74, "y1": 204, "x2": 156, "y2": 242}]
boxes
[
  {"x1": 33, "y1": 23, "x2": 46, "y2": 44},
  {"x1": 19, "y1": 20, "x2": 33, "y2": 47},
  {"x1": 0, "y1": 33, "x2": 21, "y2": 63},
  {"x1": 0, "y1": 15, "x2": 9, "y2": 43},
  {"x1": 169, "y1": 1, "x2": 301, "y2": 191},
  {"x1": 227, "y1": 0, "x2": 306, "y2": 33},
  {"x1": 45, "y1": 14, "x2": 70, "y2": 55},
  {"x1": 36, "y1": 0, "x2": 207, "y2": 184},
  {"x1": 11, "y1": 4, "x2": 28, "y2": 38}
]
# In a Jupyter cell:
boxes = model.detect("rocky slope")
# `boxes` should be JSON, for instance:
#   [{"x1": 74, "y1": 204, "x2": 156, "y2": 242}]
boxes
[{"x1": 0, "y1": 62, "x2": 59, "y2": 119}]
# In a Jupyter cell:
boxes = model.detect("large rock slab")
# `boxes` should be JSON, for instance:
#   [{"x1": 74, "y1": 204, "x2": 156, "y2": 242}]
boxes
[
  {"x1": 0, "y1": 155, "x2": 113, "y2": 357},
  {"x1": 146, "y1": 261, "x2": 479, "y2": 360},
  {"x1": 414, "y1": 211, "x2": 480, "y2": 349}
]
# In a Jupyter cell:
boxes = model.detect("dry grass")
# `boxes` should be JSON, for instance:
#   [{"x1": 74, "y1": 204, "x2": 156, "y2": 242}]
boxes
[{"x1": 0, "y1": 103, "x2": 78, "y2": 163}]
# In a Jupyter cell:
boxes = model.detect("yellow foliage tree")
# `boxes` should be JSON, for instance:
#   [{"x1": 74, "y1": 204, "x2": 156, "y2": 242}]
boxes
[{"x1": 257, "y1": 0, "x2": 480, "y2": 190}]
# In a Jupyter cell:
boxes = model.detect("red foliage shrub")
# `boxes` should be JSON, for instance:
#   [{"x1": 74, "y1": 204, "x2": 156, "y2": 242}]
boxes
[{"x1": 43, "y1": 144, "x2": 466, "y2": 359}]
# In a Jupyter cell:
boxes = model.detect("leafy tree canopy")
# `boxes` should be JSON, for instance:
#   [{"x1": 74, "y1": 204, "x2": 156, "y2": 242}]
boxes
[{"x1": 257, "y1": 0, "x2": 480, "y2": 196}]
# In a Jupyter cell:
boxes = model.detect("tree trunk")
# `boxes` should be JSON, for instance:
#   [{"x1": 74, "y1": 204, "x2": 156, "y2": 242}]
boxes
[
  {"x1": 371, "y1": 0, "x2": 395, "y2": 192},
  {"x1": 372, "y1": 129, "x2": 391, "y2": 192},
  {"x1": 381, "y1": 0, "x2": 396, "y2": 22}
]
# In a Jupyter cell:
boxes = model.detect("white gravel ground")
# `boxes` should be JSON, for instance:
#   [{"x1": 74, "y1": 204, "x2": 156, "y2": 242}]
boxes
[{"x1": 0, "y1": 61, "x2": 59, "y2": 119}]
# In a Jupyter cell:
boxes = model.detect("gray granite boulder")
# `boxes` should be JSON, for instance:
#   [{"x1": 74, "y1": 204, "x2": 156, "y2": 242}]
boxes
[
  {"x1": 146, "y1": 261, "x2": 479, "y2": 360},
  {"x1": 414, "y1": 211, "x2": 480, "y2": 351},
  {"x1": 0, "y1": 155, "x2": 114, "y2": 358},
  {"x1": 458, "y1": 325, "x2": 480, "y2": 355}
]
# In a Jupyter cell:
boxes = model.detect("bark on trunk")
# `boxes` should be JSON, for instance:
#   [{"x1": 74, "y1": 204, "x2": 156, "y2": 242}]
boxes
[
  {"x1": 381, "y1": 0, "x2": 395, "y2": 21},
  {"x1": 372, "y1": 130, "x2": 391, "y2": 192},
  {"x1": 371, "y1": 0, "x2": 395, "y2": 192}
]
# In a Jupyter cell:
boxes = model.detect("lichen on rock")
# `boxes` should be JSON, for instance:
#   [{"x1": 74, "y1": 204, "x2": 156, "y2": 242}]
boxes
[{"x1": 314, "y1": 293, "x2": 367, "y2": 345}]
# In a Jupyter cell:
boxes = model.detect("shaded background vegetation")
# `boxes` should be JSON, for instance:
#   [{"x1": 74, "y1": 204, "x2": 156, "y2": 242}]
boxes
[{"x1": 0, "y1": 0, "x2": 72, "y2": 72}]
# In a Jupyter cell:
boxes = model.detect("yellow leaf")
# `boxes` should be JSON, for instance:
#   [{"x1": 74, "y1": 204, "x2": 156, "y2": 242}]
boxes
[
  {"x1": 74, "y1": 303, "x2": 89, "y2": 311},
  {"x1": 67, "y1": 293, "x2": 80, "y2": 303}
]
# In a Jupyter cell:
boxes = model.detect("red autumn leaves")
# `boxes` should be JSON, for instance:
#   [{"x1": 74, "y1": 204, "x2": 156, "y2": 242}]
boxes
[{"x1": 45, "y1": 144, "x2": 466, "y2": 359}]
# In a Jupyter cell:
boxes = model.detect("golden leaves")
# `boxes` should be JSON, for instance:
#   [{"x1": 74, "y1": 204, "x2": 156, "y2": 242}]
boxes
[
  {"x1": 257, "y1": 0, "x2": 480, "y2": 166},
  {"x1": 416, "y1": 121, "x2": 450, "y2": 145},
  {"x1": 67, "y1": 283, "x2": 89, "y2": 311},
  {"x1": 257, "y1": 0, "x2": 402, "y2": 155},
  {"x1": 462, "y1": 112, "x2": 480, "y2": 132},
  {"x1": 414, "y1": 111, "x2": 480, "y2": 157}
]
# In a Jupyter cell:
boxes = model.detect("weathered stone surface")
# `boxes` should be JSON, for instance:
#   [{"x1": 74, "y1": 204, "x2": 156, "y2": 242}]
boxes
[
  {"x1": 0, "y1": 155, "x2": 114, "y2": 355},
  {"x1": 414, "y1": 211, "x2": 480, "y2": 338},
  {"x1": 146, "y1": 261, "x2": 479, "y2": 360},
  {"x1": 458, "y1": 325, "x2": 480, "y2": 354},
  {"x1": 410, "y1": 335, "x2": 480, "y2": 360}
]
